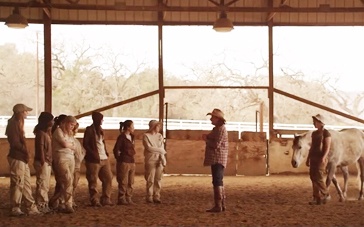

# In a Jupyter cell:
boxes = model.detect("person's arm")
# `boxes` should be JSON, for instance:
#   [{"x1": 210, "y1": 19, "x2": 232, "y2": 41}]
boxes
[
  {"x1": 6, "y1": 122, "x2": 26, "y2": 152},
  {"x1": 206, "y1": 127, "x2": 225, "y2": 150},
  {"x1": 143, "y1": 134, "x2": 165, "y2": 154},
  {"x1": 37, "y1": 132, "x2": 46, "y2": 165},
  {"x1": 113, "y1": 135, "x2": 122, "y2": 159},
  {"x1": 305, "y1": 149, "x2": 312, "y2": 167},
  {"x1": 322, "y1": 132, "x2": 331, "y2": 163},
  {"x1": 54, "y1": 128, "x2": 74, "y2": 149},
  {"x1": 83, "y1": 127, "x2": 92, "y2": 152},
  {"x1": 306, "y1": 134, "x2": 314, "y2": 167}
]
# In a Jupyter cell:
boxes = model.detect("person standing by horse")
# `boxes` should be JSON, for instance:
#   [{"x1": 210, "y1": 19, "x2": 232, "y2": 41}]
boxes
[
  {"x1": 306, "y1": 114, "x2": 331, "y2": 205},
  {"x1": 203, "y1": 108, "x2": 229, "y2": 213}
]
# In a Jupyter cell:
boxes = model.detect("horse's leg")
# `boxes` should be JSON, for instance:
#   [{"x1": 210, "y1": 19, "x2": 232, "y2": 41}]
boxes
[
  {"x1": 340, "y1": 166, "x2": 349, "y2": 200},
  {"x1": 357, "y1": 158, "x2": 364, "y2": 200},
  {"x1": 326, "y1": 163, "x2": 344, "y2": 202}
]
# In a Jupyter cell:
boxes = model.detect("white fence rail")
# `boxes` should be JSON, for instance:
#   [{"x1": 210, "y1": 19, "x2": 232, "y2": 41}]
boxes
[{"x1": 1, "y1": 116, "x2": 364, "y2": 138}]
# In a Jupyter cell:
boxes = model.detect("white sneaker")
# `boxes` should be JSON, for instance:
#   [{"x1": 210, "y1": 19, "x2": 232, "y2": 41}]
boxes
[
  {"x1": 27, "y1": 205, "x2": 42, "y2": 215},
  {"x1": 11, "y1": 207, "x2": 25, "y2": 217}
]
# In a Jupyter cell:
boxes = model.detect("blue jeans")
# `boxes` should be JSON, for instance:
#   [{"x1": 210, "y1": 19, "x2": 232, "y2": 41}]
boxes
[{"x1": 211, "y1": 164, "x2": 225, "y2": 187}]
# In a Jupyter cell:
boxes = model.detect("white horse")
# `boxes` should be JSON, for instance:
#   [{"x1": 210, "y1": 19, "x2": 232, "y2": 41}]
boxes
[{"x1": 291, "y1": 128, "x2": 364, "y2": 202}]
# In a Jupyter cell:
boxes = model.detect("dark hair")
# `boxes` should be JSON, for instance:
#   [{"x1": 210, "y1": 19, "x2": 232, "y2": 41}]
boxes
[
  {"x1": 33, "y1": 112, "x2": 54, "y2": 134},
  {"x1": 119, "y1": 120, "x2": 133, "y2": 132},
  {"x1": 92, "y1": 112, "x2": 104, "y2": 136},
  {"x1": 51, "y1": 114, "x2": 67, "y2": 133}
]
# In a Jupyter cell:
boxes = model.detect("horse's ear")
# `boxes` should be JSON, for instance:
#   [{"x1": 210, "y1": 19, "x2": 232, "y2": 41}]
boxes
[{"x1": 294, "y1": 133, "x2": 299, "y2": 138}]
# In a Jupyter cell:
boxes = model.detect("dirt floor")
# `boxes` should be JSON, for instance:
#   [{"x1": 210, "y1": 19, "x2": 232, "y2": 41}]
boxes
[{"x1": 0, "y1": 173, "x2": 364, "y2": 227}]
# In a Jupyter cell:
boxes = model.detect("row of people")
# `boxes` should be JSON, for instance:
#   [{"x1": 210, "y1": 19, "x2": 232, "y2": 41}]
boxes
[{"x1": 5, "y1": 104, "x2": 167, "y2": 216}]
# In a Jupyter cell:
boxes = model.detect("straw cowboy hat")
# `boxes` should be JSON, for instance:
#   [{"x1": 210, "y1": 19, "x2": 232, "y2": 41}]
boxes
[
  {"x1": 147, "y1": 120, "x2": 162, "y2": 132},
  {"x1": 312, "y1": 114, "x2": 325, "y2": 125},
  {"x1": 206, "y1": 108, "x2": 226, "y2": 122}
]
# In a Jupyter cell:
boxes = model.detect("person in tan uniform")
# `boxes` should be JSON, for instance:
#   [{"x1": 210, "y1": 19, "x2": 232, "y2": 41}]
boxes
[
  {"x1": 142, "y1": 120, "x2": 167, "y2": 204},
  {"x1": 5, "y1": 104, "x2": 41, "y2": 216},
  {"x1": 306, "y1": 114, "x2": 331, "y2": 205},
  {"x1": 83, "y1": 111, "x2": 114, "y2": 207},
  {"x1": 33, "y1": 111, "x2": 54, "y2": 214}
]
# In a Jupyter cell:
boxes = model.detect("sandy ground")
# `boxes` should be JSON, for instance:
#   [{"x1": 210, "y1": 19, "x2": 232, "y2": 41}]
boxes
[{"x1": 0, "y1": 173, "x2": 364, "y2": 227}]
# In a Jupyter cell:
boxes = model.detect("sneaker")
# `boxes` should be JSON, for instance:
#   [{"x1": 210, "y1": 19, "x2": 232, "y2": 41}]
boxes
[
  {"x1": 117, "y1": 198, "x2": 129, "y2": 205},
  {"x1": 91, "y1": 201, "x2": 102, "y2": 207},
  {"x1": 153, "y1": 199, "x2": 162, "y2": 204},
  {"x1": 101, "y1": 200, "x2": 115, "y2": 206},
  {"x1": 58, "y1": 203, "x2": 66, "y2": 212},
  {"x1": 27, "y1": 206, "x2": 42, "y2": 215},
  {"x1": 63, "y1": 205, "x2": 74, "y2": 214},
  {"x1": 146, "y1": 198, "x2": 153, "y2": 203},
  {"x1": 127, "y1": 198, "x2": 136, "y2": 205},
  {"x1": 40, "y1": 206, "x2": 52, "y2": 214},
  {"x1": 11, "y1": 207, "x2": 25, "y2": 217}
]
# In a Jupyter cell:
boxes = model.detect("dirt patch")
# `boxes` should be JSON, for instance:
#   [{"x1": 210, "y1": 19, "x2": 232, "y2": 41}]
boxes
[{"x1": 0, "y1": 174, "x2": 363, "y2": 226}]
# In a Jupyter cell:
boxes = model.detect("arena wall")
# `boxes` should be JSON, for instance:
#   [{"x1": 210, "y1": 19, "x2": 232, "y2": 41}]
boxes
[{"x1": 0, "y1": 130, "x2": 358, "y2": 176}]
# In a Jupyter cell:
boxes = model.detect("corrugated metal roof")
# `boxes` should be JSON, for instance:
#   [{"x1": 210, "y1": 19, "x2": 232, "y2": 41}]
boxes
[{"x1": 1, "y1": 0, "x2": 364, "y2": 26}]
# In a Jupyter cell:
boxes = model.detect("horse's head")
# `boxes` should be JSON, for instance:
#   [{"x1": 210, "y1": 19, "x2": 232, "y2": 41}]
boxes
[{"x1": 291, "y1": 132, "x2": 311, "y2": 168}]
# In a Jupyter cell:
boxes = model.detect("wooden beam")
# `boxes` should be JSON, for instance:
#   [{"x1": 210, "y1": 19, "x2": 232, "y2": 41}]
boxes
[
  {"x1": 164, "y1": 86, "x2": 268, "y2": 89},
  {"x1": 74, "y1": 90, "x2": 159, "y2": 119},
  {"x1": 274, "y1": 88, "x2": 364, "y2": 125}
]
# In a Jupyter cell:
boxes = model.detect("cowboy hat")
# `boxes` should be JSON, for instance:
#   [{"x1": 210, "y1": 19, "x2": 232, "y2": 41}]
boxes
[{"x1": 206, "y1": 108, "x2": 226, "y2": 122}]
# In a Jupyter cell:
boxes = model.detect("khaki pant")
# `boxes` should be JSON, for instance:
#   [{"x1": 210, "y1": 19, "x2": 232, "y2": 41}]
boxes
[
  {"x1": 85, "y1": 160, "x2": 113, "y2": 204},
  {"x1": 55, "y1": 154, "x2": 75, "y2": 207},
  {"x1": 33, "y1": 161, "x2": 52, "y2": 206},
  {"x1": 73, "y1": 167, "x2": 81, "y2": 197},
  {"x1": 116, "y1": 162, "x2": 135, "y2": 200},
  {"x1": 7, "y1": 157, "x2": 36, "y2": 210},
  {"x1": 309, "y1": 159, "x2": 328, "y2": 200},
  {"x1": 144, "y1": 160, "x2": 164, "y2": 200}
]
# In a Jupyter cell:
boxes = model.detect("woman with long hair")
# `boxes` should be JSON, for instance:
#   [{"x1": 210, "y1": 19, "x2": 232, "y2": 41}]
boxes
[
  {"x1": 113, "y1": 120, "x2": 136, "y2": 205},
  {"x1": 51, "y1": 115, "x2": 77, "y2": 213},
  {"x1": 33, "y1": 111, "x2": 54, "y2": 214},
  {"x1": 5, "y1": 103, "x2": 41, "y2": 216},
  {"x1": 49, "y1": 114, "x2": 67, "y2": 210},
  {"x1": 83, "y1": 111, "x2": 114, "y2": 207}
]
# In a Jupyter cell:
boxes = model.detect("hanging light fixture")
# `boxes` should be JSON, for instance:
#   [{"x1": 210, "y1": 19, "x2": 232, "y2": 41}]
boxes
[
  {"x1": 213, "y1": 11, "x2": 234, "y2": 32},
  {"x1": 5, "y1": 7, "x2": 29, "y2": 29}
]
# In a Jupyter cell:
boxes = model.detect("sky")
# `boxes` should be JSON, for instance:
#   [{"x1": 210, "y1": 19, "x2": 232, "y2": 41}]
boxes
[{"x1": 1, "y1": 24, "x2": 364, "y2": 92}]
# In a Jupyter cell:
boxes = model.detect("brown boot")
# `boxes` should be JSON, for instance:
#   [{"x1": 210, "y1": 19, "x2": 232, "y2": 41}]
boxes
[{"x1": 206, "y1": 186, "x2": 222, "y2": 213}]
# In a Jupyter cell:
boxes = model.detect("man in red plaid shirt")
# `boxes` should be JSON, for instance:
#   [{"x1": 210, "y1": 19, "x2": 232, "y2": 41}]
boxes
[{"x1": 202, "y1": 108, "x2": 229, "y2": 213}]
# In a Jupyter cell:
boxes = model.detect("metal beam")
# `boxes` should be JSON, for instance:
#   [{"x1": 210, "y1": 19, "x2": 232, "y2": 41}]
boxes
[{"x1": 1, "y1": 2, "x2": 364, "y2": 13}]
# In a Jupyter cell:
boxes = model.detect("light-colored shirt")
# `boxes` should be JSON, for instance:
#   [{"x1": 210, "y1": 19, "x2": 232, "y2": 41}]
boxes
[
  {"x1": 143, "y1": 132, "x2": 166, "y2": 165},
  {"x1": 52, "y1": 127, "x2": 74, "y2": 159},
  {"x1": 96, "y1": 134, "x2": 108, "y2": 160}
]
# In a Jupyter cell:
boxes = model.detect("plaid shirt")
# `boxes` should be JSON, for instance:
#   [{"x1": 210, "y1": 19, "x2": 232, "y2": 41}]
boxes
[{"x1": 203, "y1": 125, "x2": 229, "y2": 168}]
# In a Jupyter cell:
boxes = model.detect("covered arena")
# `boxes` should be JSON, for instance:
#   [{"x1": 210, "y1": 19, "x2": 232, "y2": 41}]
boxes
[{"x1": 1, "y1": 1, "x2": 364, "y2": 226}]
